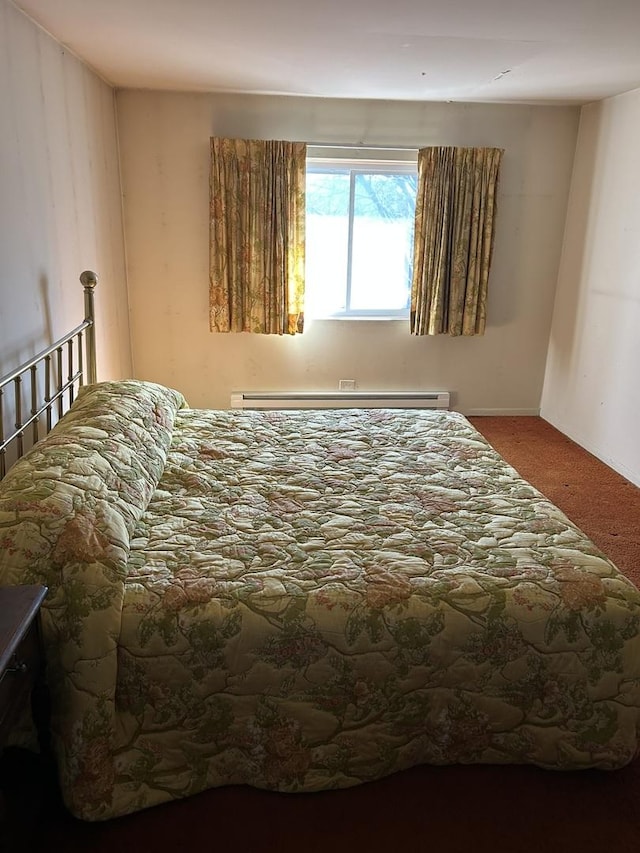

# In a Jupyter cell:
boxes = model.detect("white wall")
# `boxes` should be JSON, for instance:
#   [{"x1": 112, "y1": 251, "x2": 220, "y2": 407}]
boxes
[
  {"x1": 0, "y1": 1, "x2": 131, "y2": 387},
  {"x1": 541, "y1": 88, "x2": 640, "y2": 487},
  {"x1": 116, "y1": 91, "x2": 579, "y2": 412}
]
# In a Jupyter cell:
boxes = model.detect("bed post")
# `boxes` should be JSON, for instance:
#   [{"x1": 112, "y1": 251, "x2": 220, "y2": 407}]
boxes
[{"x1": 80, "y1": 270, "x2": 98, "y2": 384}]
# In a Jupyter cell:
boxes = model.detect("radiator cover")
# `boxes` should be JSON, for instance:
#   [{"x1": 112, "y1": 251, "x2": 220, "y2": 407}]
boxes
[{"x1": 230, "y1": 391, "x2": 450, "y2": 410}]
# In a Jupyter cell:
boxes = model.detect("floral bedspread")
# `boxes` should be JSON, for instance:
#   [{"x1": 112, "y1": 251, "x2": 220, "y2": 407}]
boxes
[{"x1": 2, "y1": 381, "x2": 640, "y2": 821}]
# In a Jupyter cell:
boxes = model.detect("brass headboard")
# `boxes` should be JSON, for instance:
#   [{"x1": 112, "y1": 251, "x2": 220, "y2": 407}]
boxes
[{"x1": 0, "y1": 270, "x2": 98, "y2": 479}]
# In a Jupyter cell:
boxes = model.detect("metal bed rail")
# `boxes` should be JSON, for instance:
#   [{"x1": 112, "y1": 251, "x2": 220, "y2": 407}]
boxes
[{"x1": 0, "y1": 270, "x2": 97, "y2": 479}]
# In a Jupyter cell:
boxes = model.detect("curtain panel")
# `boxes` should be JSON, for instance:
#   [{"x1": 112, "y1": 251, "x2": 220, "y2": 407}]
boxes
[
  {"x1": 209, "y1": 137, "x2": 306, "y2": 335},
  {"x1": 410, "y1": 146, "x2": 503, "y2": 336}
]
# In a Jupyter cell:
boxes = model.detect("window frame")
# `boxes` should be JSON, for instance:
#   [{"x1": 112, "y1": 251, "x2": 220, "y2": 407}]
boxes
[{"x1": 305, "y1": 151, "x2": 418, "y2": 321}]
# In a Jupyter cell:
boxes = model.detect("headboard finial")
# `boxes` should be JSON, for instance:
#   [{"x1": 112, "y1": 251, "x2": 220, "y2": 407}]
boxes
[{"x1": 80, "y1": 270, "x2": 98, "y2": 289}]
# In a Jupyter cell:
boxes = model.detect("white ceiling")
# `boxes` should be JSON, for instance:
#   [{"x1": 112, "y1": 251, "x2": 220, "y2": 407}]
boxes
[{"x1": 12, "y1": 0, "x2": 640, "y2": 104}]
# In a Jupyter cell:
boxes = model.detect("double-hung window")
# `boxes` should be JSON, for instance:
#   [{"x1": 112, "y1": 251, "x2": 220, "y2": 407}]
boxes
[{"x1": 305, "y1": 148, "x2": 418, "y2": 319}]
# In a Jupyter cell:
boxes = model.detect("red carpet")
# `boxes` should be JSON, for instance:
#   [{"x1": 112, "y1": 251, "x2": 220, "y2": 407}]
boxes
[
  {"x1": 39, "y1": 761, "x2": 640, "y2": 853},
  {"x1": 11, "y1": 417, "x2": 640, "y2": 852},
  {"x1": 469, "y1": 416, "x2": 640, "y2": 589}
]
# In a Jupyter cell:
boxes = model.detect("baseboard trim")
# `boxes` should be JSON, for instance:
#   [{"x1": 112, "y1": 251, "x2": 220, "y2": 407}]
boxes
[
  {"x1": 461, "y1": 408, "x2": 541, "y2": 416},
  {"x1": 541, "y1": 413, "x2": 640, "y2": 489}
]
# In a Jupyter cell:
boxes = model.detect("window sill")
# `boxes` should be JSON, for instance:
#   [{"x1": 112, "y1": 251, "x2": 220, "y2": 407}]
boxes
[{"x1": 308, "y1": 315, "x2": 409, "y2": 322}]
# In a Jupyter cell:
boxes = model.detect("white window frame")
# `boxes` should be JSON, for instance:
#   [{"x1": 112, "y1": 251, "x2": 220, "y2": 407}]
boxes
[{"x1": 305, "y1": 148, "x2": 418, "y2": 321}]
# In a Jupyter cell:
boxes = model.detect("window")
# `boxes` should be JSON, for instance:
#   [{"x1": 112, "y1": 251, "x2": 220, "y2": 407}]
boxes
[{"x1": 305, "y1": 152, "x2": 418, "y2": 319}]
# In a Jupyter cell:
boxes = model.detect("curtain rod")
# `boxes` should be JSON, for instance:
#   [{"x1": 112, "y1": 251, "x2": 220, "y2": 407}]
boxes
[{"x1": 307, "y1": 143, "x2": 419, "y2": 152}]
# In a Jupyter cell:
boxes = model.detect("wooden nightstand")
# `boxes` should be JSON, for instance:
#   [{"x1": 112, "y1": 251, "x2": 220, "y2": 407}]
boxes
[
  {"x1": 0, "y1": 585, "x2": 48, "y2": 751},
  {"x1": 0, "y1": 585, "x2": 49, "y2": 836}
]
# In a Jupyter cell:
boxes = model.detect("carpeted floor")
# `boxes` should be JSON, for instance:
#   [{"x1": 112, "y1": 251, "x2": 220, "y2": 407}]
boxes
[
  {"x1": 6, "y1": 416, "x2": 640, "y2": 853},
  {"x1": 469, "y1": 416, "x2": 640, "y2": 590}
]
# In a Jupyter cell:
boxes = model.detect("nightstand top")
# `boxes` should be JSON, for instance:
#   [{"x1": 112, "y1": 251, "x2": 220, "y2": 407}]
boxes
[{"x1": 0, "y1": 585, "x2": 48, "y2": 675}]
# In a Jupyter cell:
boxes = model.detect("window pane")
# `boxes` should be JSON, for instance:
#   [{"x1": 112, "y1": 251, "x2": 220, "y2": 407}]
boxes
[
  {"x1": 305, "y1": 172, "x2": 350, "y2": 317},
  {"x1": 350, "y1": 173, "x2": 416, "y2": 311}
]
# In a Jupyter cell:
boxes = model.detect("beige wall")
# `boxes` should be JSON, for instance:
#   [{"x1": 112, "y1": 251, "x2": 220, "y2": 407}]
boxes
[
  {"x1": 2, "y1": 2, "x2": 636, "y2": 483},
  {"x1": 117, "y1": 91, "x2": 579, "y2": 413},
  {"x1": 541, "y1": 88, "x2": 640, "y2": 487},
  {"x1": 0, "y1": 1, "x2": 131, "y2": 386}
]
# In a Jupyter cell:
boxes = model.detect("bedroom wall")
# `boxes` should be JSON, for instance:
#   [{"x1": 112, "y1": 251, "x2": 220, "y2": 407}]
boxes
[
  {"x1": 116, "y1": 90, "x2": 579, "y2": 413},
  {"x1": 541, "y1": 87, "x2": 640, "y2": 488},
  {"x1": 0, "y1": 1, "x2": 131, "y2": 388}
]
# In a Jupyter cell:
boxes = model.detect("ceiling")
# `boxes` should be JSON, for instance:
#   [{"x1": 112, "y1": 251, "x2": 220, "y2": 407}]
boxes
[{"x1": 12, "y1": 0, "x2": 640, "y2": 104}]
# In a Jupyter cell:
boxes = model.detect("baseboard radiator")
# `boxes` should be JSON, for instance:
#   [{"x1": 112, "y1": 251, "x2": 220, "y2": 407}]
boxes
[{"x1": 230, "y1": 391, "x2": 450, "y2": 410}]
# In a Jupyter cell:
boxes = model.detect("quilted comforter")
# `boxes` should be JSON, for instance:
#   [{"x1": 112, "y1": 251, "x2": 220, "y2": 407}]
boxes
[{"x1": 1, "y1": 380, "x2": 640, "y2": 821}]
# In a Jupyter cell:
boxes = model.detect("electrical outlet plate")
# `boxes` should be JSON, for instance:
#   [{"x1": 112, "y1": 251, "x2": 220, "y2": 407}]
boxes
[{"x1": 338, "y1": 379, "x2": 356, "y2": 392}]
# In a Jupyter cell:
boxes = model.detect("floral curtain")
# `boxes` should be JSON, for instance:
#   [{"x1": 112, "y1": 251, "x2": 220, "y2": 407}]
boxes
[
  {"x1": 410, "y1": 146, "x2": 503, "y2": 336},
  {"x1": 209, "y1": 137, "x2": 306, "y2": 334}
]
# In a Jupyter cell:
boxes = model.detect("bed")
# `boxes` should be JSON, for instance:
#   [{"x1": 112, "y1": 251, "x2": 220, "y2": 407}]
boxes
[{"x1": 1, "y1": 276, "x2": 640, "y2": 822}]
